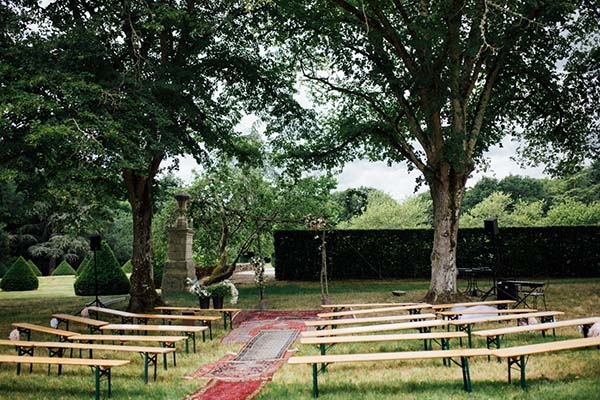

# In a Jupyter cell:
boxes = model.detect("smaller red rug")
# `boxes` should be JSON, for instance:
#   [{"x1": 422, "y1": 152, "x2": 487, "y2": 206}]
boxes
[{"x1": 185, "y1": 379, "x2": 266, "y2": 400}]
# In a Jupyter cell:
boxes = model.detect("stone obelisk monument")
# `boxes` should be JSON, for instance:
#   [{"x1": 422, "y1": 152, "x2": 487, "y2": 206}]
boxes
[{"x1": 161, "y1": 193, "x2": 196, "y2": 300}]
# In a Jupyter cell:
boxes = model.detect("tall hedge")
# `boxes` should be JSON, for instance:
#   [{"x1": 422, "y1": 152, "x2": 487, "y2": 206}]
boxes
[
  {"x1": 51, "y1": 260, "x2": 77, "y2": 276},
  {"x1": 0, "y1": 262, "x2": 7, "y2": 278},
  {"x1": 0, "y1": 256, "x2": 39, "y2": 291},
  {"x1": 274, "y1": 226, "x2": 600, "y2": 281},
  {"x1": 74, "y1": 242, "x2": 130, "y2": 296}
]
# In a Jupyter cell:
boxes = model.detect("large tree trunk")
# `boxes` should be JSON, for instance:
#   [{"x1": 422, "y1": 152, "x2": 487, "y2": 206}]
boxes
[
  {"x1": 123, "y1": 160, "x2": 164, "y2": 312},
  {"x1": 423, "y1": 164, "x2": 470, "y2": 304}
]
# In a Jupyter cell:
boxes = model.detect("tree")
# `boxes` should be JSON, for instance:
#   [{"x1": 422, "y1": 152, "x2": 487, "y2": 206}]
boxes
[
  {"x1": 2, "y1": 1, "x2": 301, "y2": 311},
  {"x1": 273, "y1": 1, "x2": 599, "y2": 302},
  {"x1": 186, "y1": 156, "x2": 338, "y2": 286}
]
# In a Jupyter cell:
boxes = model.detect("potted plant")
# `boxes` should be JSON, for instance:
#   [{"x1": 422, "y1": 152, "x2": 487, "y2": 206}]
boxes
[
  {"x1": 186, "y1": 278, "x2": 211, "y2": 309},
  {"x1": 208, "y1": 280, "x2": 238, "y2": 309}
]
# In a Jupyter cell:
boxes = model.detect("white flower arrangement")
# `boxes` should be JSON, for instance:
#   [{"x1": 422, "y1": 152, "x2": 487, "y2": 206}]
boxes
[{"x1": 186, "y1": 277, "x2": 210, "y2": 298}]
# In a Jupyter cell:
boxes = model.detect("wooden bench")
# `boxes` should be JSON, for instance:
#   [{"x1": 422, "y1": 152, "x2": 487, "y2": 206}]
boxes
[
  {"x1": 491, "y1": 336, "x2": 600, "y2": 389},
  {"x1": 448, "y1": 311, "x2": 565, "y2": 347},
  {"x1": 305, "y1": 313, "x2": 437, "y2": 330},
  {"x1": 288, "y1": 348, "x2": 492, "y2": 397},
  {"x1": 301, "y1": 331, "x2": 468, "y2": 357},
  {"x1": 0, "y1": 339, "x2": 175, "y2": 383},
  {"x1": 320, "y1": 302, "x2": 419, "y2": 312},
  {"x1": 472, "y1": 316, "x2": 600, "y2": 350},
  {"x1": 437, "y1": 308, "x2": 537, "y2": 320},
  {"x1": 431, "y1": 300, "x2": 516, "y2": 312},
  {"x1": 0, "y1": 354, "x2": 129, "y2": 400},
  {"x1": 86, "y1": 306, "x2": 220, "y2": 338},
  {"x1": 317, "y1": 303, "x2": 432, "y2": 319},
  {"x1": 11, "y1": 322, "x2": 80, "y2": 342},
  {"x1": 52, "y1": 313, "x2": 109, "y2": 334},
  {"x1": 69, "y1": 334, "x2": 186, "y2": 352},
  {"x1": 154, "y1": 306, "x2": 241, "y2": 330},
  {"x1": 99, "y1": 324, "x2": 207, "y2": 353},
  {"x1": 301, "y1": 319, "x2": 449, "y2": 338}
]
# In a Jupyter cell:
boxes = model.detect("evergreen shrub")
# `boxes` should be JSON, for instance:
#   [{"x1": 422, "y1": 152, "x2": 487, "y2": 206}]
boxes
[
  {"x1": 28, "y1": 260, "x2": 43, "y2": 276},
  {"x1": 51, "y1": 260, "x2": 77, "y2": 276},
  {"x1": 0, "y1": 256, "x2": 39, "y2": 291},
  {"x1": 121, "y1": 259, "x2": 133, "y2": 274},
  {"x1": 74, "y1": 242, "x2": 130, "y2": 296},
  {"x1": 0, "y1": 262, "x2": 7, "y2": 278}
]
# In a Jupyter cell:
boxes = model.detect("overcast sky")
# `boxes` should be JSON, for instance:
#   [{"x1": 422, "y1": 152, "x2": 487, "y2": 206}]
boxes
[{"x1": 169, "y1": 135, "x2": 548, "y2": 202}]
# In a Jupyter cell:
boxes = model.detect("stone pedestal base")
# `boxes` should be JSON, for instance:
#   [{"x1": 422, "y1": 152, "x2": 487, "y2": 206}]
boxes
[{"x1": 161, "y1": 260, "x2": 196, "y2": 300}]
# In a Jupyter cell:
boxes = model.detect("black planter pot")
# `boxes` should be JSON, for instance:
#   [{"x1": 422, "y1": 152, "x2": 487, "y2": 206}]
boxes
[
  {"x1": 199, "y1": 297, "x2": 210, "y2": 309},
  {"x1": 212, "y1": 295, "x2": 224, "y2": 309}
]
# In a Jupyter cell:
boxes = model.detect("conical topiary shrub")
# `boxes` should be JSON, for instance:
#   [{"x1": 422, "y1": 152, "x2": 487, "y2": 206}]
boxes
[
  {"x1": 121, "y1": 259, "x2": 133, "y2": 274},
  {"x1": 28, "y1": 260, "x2": 43, "y2": 276},
  {"x1": 0, "y1": 256, "x2": 39, "y2": 291},
  {"x1": 74, "y1": 242, "x2": 130, "y2": 296},
  {"x1": 51, "y1": 260, "x2": 77, "y2": 276},
  {"x1": 76, "y1": 255, "x2": 90, "y2": 276}
]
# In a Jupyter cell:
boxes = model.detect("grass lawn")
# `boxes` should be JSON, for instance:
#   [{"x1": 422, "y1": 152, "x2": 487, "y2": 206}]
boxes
[{"x1": 0, "y1": 276, "x2": 599, "y2": 399}]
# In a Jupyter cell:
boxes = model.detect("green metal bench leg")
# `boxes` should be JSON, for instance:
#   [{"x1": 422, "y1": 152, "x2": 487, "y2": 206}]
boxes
[
  {"x1": 312, "y1": 363, "x2": 319, "y2": 398},
  {"x1": 460, "y1": 356, "x2": 472, "y2": 392},
  {"x1": 520, "y1": 355, "x2": 527, "y2": 389}
]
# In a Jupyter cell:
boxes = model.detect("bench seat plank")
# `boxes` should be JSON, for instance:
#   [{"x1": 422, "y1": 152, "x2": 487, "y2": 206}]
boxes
[
  {"x1": 473, "y1": 316, "x2": 600, "y2": 349},
  {"x1": 491, "y1": 336, "x2": 600, "y2": 389},
  {"x1": 52, "y1": 313, "x2": 109, "y2": 333},
  {"x1": 0, "y1": 339, "x2": 176, "y2": 383},
  {"x1": 288, "y1": 348, "x2": 491, "y2": 397},
  {"x1": 99, "y1": 324, "x2": 208, "y2": 353},
  {"x1": 0, "y1": 354, "x2": 129, "y2": 400},
  {"x1": 302, "y1": 319, "x2": 449, "y2": 338},
  {"x1": 154, "y1": 306, "x2": 241, "y2": 330},
  {"x1": 432, "y1": 300, "x2": 516, "y2": 311},
  {"x1": 448, "y1": 311, "x2": 565, "y2": 347},
  {"x1": 301, "y1": 331, "x2": 468, "y2": 354},
  {"x1": 11, "y1": 322, "x2": 79, "y2": 341},
  {"x1": 317, "y1": 303, "x2": 431, "y2": 319},
  {"x1": 304, "y1": 313, "x2": 437, "y2": 328}
]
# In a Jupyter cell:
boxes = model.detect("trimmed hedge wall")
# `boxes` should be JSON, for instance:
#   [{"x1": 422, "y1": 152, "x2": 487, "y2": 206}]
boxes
[{"x1": 274, "y1": 226, "x2": 600, "y2": 281}]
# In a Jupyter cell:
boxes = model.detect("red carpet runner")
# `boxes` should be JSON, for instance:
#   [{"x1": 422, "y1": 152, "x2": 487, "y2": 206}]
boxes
[{"x1": 184, "y1": 311, "x2": 318, "y2": 400}]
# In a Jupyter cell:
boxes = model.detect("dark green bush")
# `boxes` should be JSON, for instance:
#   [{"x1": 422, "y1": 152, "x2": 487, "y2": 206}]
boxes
[
  {"x1": 121, "y1": 259, "x2": 132, "y2": 273},
  {"x1": 0, "y1": 262, "x2": 7, "y2": 278},
  {"x1": 51, "y1": 260, "x2": 77, "y2": 276},
  {"x1": 76, "y1": 255, "x2": 90, "y2": 276},
  {"x1": 0, "y1": 256, "x2": 39, "y2": 291},
  {"x1": 153, "y1": 259, "x2": 163, "y2": 289},
  {"x1": 28, "y1": 260, "x2": 43, "y2": 276},
  {"x1": 74, "y1": 242, "x2": 130, "y2": 296}
]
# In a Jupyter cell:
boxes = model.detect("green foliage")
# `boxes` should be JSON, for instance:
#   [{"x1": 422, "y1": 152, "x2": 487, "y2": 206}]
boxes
[
  {"x1": 28, "y1": 260, "x2": 42, "y2": 276},
  {"x1": 0, "y1": 262, "x2": 7, "y2": 278},
  {"x1": 121, "y1": 259, "x2": 133, "y2": 274},
  {"x1": 338, "y1": 191, "x2": 432, "y2": 229},
  {"x1": 74, "y1": 243, "x2": 130, "y2": 296},
  {"x1": 76, "y1": 254, "x2": 90, "y2": 276},
  {"x1": 51, "y1": 260, "x2": 76, "y2": 276},
  {"x1": 0, "y1": 256, "x2": 39, "y2": 291},
  {"x1": 544, "y1": 200, "x2": 600, "y2": 226}
]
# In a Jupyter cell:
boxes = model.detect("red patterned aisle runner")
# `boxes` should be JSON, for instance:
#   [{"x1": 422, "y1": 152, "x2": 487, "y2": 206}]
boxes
[{"x1": 184, "y1": 311, "x2": 318, "y2": 400}]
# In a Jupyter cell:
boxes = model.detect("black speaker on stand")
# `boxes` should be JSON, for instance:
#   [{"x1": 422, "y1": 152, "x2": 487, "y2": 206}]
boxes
[
  {"x1": 86, "y1": 234, "x2": 106, "y2": 308},
  {"x1": 480, "y1": 218, "x2": 500, "y2": 300}
]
